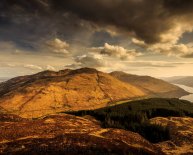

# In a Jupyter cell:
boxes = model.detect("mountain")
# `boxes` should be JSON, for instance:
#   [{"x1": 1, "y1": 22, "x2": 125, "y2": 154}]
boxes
[
  {"x1": 0, "y1": 68, "x2": 146, "y2": 118},
  {"x1": 110, "y1": 71, "x2": 188, "y2": 98},
  {"x1": 164, "y1": 76, "x2": 193, "y2": 87},
  {"x1": 0, "y1": 68, "x2": 188, "y2": 118},
  {"x1": 0, "y1": 113, "x2": 163, "y2": 155}
]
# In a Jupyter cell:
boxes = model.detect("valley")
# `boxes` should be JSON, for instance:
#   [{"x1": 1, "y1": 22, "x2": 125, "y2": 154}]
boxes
[
  {"x1": 0, "y1": 68, "x2": 192, "y2": 155},
  {"x1": 1, "y1": 1, "x2": 193, "y2": 154}
]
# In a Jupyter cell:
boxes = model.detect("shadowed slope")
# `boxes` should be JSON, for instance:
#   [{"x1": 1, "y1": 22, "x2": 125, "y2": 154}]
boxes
[
  {"x1": 110, "y1": 71, "x2": 188, "y2": 98},
  {"x1": 164, "y1": 76, "x2": 193, "y2": 87}
]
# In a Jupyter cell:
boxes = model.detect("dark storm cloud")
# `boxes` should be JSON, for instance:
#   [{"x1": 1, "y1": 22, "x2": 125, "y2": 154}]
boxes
[
  {"x1": 1, "y1": 0, "x2": 193, "y2": 49},
  {"x1": 50, "y1": 0, "x2": 193, "y2": 44},
  {"x1": 0, "y1": 0, "x2": 49, "y2": 14},
  {"x1": 0, "y1": 0, "x2": 52, "y2": 50},
  {"x1": 163, "y1": 0, "x2": 193, "y2": 13},
  {"x1": 0, "y1": 0, "x2": 95, "y2": 50}
]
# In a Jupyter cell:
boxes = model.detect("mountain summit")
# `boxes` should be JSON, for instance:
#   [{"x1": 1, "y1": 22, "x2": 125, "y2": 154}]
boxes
[
  {"x1": 0, "y1": 68, "x2": 145, "y2": 118},
  {"x1": 0, "y1": 68, "x2": 188, "y2": 118}
]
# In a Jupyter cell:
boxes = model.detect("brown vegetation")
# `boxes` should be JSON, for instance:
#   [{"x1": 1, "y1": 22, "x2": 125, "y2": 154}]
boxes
[
  {"x1": 0, "y1": 114, "x2": 163, "y2": 155},
  {"x1": 150, "y1": 117, "x2": 193, "y2": 155}
]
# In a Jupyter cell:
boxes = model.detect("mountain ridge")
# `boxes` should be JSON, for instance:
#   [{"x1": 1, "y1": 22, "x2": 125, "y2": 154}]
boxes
[
  {"x1": 110, "y1": 71, "x2": 188, "y2": 98},
  {"x1": 164, "y1": 76, "x2": 193, "y2": 87},
  {"x1": 0, "y1": 68, "x2": 146, "y2": 118},
  {"x1": 0, "y1": 68, "x2": 188, "y2": 118}
]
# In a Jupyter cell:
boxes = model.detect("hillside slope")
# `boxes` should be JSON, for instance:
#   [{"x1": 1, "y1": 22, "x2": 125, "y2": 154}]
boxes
[
  {"x1": 0, "y1": 114, "x2": 163, "y2": 155},
  {"x1": 0, "y1": 68, "x2": 146, "y2": 118},
  {"x1": 110, "y1": 71, "x2": 188, "y2": 98},
  {"x1": 164, "y1": 76, "x2": 193, "y2": 87},
  {"x1": 0, "y1": 68, "x2": 189, "y2": 118},
  {"x1": 70, "y1": 98, "x2": 193, "y2": 143},
  {"x1": 151, "y1": 117, "x2": 193, "y2": 155},
  {"x1": 70, "y1": 98, "x2": 193, "y2": 155}
]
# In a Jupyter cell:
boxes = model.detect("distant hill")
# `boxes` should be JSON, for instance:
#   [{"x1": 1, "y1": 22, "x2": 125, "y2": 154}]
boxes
[
  {"x1": 164, "y1": 76, "x2": 193, "y2": 87},
  {"x1": 110, "y1": 71, "x2": 188, "y2": 98},
  {"x1": 0, "y1": 68, "x2": 188, "y2": 118},
  {"x1": 0, "y1": 77, "x2": 9, "y2": 83}
]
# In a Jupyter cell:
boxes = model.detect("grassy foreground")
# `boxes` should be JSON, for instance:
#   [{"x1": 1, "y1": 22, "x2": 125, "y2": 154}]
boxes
[{"x1": 66, "y1": 98, "x2": 193, "y2": 143}]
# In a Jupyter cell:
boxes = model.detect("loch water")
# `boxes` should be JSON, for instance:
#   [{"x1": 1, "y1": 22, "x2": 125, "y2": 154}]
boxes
[{"x1": 175, "y1": 84, "x2": 193, "y2": 102}]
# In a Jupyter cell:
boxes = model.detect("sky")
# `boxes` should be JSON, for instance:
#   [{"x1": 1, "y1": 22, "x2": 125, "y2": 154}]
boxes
[{"x1": 1, "y1": 0, "x2": 193, "y2": 78}]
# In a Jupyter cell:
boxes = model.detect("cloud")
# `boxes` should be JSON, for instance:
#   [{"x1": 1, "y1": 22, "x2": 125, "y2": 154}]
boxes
[
  {"x1": 46, "y1": 38, "x2": 70, "y2": 54},
  {"x1": 132, "y1": 38, "x2": 146, "y2": 48},
  {"x1": 66, "y1": 52, "x2": 132, "y2": 73},
  {"x1": 0, "y1": 41, "x2": 20, "y2": 53},
  {"x1": 132, "y1": 37, "x2": 193, "y2": 58},
  {"x1": 92, "y1": 43, "x2": 142, "y2": 60},
  {"x1": 70, "y1": 53, "x2": 108, "y2": 68},
  {"x1": 182, "y1": 53, "x2": 193, "y2": 58},
  {"x1": 0, "y1": 62, "x2": 57, "y2": 71},
  {"x1": 149, "y1": 42, "x2": 193, "y2": 58},
  {"x1": 24, "y1": 64, "x2": 43, "y2": 70},
  {"x1": 0, "y1": 63, "x2": 16, "y2": 67},
  {"x1": 2, "y1": 0, "x2": 193, "y2": 46},
  {"x1": 50, "y1": 0, "x2": 193, "y2": 44},
  {"x1": 66, "y1": 42, "x2": 142, "y2": 69},
  {"x1": 1, "y1": 0, "x2": 193, "y2": 62},
  {"x1": 46, "y1": 65, "x2": 56, "y2": 71},
  {"x1": 125, "y1": 61, "x2": 193, "y2": 68}
]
